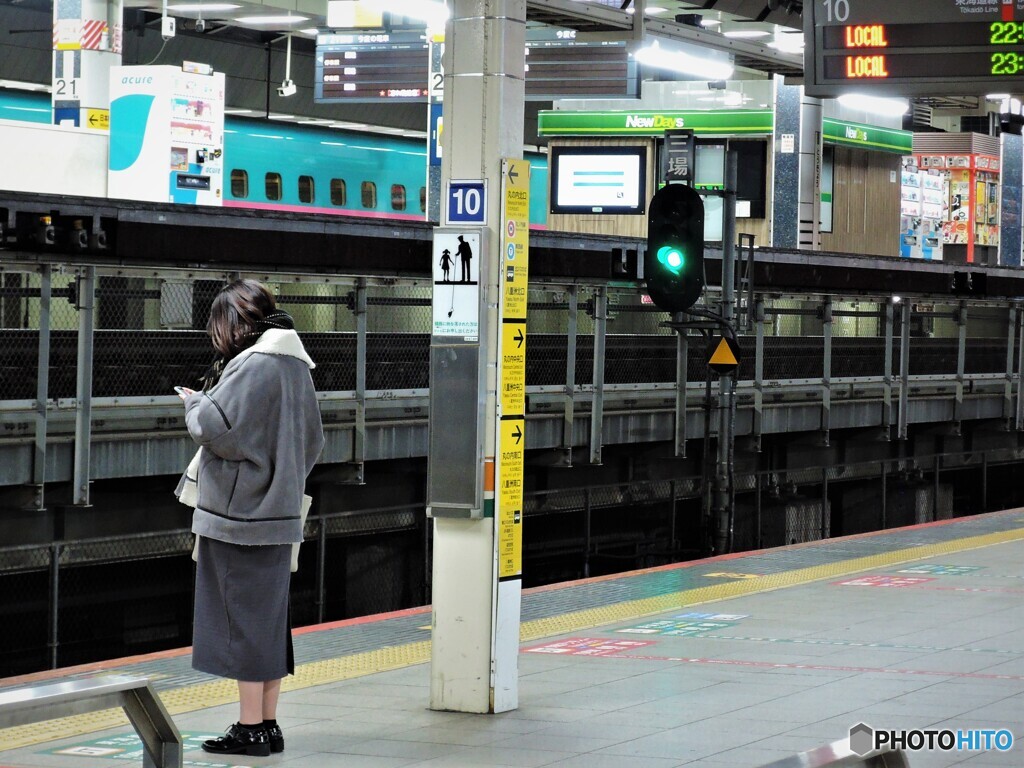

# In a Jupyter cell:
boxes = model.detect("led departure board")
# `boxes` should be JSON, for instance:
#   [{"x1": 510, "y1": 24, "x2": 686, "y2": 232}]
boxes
[
  {"x1": 804, "y1": 0, "x2": 1024, "y2": 96},
  {"x1": 315, "y1": 29, "x2": 636, "y2": 103}
]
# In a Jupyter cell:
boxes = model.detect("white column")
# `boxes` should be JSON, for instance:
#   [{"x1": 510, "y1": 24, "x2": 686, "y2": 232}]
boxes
[
  {"x1": 429, "y1": 0, "x2": 526, "y2": 714},
  {"x1": 52, "y1": 0, "x2": 122, "y2": 129},
  {"x1": 798, "y1": 92, "x2": 823, "y2": 251}
]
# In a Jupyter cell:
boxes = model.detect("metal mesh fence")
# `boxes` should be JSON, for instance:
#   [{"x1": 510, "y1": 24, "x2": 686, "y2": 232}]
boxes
[
  {"x1": 367, "y1": 285, "x2": 430, "y2": 391},
  {"x1": 0, "y1": 269, "x2": 79, "y2": 401},
  {"x1": 832, "y1": 301, "x2": 886, "y2": 378},
  {"x1": 275, "y1": 282, "x2": 356, "y2": 391},
  {"x1": 7, "y1": 268, "x2": 1024, "y2": 405},
  {"x1": 605, "y1": 335, "x2": 676, "y2": 384},
  {"x1": 964, "y1": 306, "x2": 1015, "y2": 375}
]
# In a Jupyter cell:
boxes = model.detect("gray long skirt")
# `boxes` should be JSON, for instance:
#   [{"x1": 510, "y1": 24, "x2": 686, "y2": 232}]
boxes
[{"x1": 192, "y1": 537, "x2": 295, "y2": 682}]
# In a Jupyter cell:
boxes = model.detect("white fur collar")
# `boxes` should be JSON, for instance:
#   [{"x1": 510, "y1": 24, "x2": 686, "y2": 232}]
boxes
[{"x1": 232, "y1": 328, "x2": 316, "y2": 369}]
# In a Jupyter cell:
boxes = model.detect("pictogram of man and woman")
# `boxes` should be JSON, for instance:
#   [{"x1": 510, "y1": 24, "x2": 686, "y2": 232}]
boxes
[{"x1": 439, "y1": 235, "x2": 475, "y2": 284}]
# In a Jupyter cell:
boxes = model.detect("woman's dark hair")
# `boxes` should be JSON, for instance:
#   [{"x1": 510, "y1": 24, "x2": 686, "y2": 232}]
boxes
[{"x1": 207, "y1": 279, "x2": 277, "y2": 359}]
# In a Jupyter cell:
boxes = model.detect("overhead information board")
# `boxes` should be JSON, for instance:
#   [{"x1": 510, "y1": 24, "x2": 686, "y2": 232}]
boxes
[
  {"x1": 316, "y1": 32, "x2": 428, "y2": 101},
  {"x1": 804, "y1": 0, "x2": 1024, "y2": 96},
  {"x1": 316, "y1": 29, "x2": 635, "y2": 103}
]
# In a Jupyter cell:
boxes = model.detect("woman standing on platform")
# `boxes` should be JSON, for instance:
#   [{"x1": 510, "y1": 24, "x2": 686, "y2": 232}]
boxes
[{"x1": 175, "y1": 279, "x2": 324, "y2": 757}]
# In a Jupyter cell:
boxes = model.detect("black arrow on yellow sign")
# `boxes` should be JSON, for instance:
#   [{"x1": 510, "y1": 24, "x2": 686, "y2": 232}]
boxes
[
  {"x1": 514, "y1": 328, "x2": 524, "y2": 348},
  {"x1": 512, "y1": 424, "x2": 523, "y2": 444},
  {"x1": 508, "y1": 165, "x2": 519, "y2": 183}
]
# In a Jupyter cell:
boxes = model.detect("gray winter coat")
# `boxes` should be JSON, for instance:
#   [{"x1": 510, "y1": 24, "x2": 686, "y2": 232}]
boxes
[{"x1": 176, "y1": 329, "x2": 325, "y2": 546}]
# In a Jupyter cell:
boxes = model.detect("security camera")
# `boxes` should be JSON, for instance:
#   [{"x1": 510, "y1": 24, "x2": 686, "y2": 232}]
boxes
[
  {"x1": 277, "y1": 79, "x2": 296, "y2": 97},
  {"x1": 161, "y1": 15, "x2": 175, "y2": 40},
  {"x1": 195, "y1": 18, "x2": 205, "y2": 32}
]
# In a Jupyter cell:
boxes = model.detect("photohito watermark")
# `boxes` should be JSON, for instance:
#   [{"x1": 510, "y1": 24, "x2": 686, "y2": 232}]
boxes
[{"x1": 849, "y1": 722, "x2": 1014, "y2": 756}]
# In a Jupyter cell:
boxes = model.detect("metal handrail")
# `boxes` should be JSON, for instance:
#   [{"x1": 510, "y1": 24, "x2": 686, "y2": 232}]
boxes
[
  {"x1": 754, "y1": 738, "x2": 909, "y2": 767},
  {"x1": 0, "y1": 674, "x2": 181, "y2": 767}
]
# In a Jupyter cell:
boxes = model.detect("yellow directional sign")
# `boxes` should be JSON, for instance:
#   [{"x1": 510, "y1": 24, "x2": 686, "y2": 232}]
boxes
[
  {"x1": 498, "y1": 417, "x2": 524, "y2": 577},
  {"x1": 709, "y1": 336, "x2": 740, "y2": 374},
  {"x1": 501, "y1": 158, "x2": 530, "y2": 321},
  {"x1": 86, "y1": 109, "x2": 109, "y2": 131},
  {"x1": 501, "y1": 322, "x2": 526, "y2": 415}
]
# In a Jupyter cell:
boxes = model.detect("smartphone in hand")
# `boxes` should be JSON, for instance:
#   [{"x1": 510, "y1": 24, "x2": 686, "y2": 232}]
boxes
[{"x1": 174, "y1": 386, "x2": 194, "y2": 398}]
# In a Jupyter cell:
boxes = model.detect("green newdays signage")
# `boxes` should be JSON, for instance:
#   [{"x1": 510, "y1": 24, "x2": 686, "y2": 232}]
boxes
[
  {"x1": 822, "y1": 118, "x2": 912, "y2": 154},
  {"x1": 538, "y1": 110, "x2": 774, "y2": 137}
]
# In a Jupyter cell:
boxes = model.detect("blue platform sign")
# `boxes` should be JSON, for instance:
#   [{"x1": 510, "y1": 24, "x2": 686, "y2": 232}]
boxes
[
  {"x1": 446, "y1": 180, "x2": 486, "y2": 225},
  {"x1": 429, "y1": 102, "x2": 443, "y2": 167}
]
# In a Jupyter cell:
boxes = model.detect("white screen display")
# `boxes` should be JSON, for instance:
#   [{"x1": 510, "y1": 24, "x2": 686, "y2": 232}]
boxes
[{"x1": 554, "y1": 153, "x2": 642, "y2": 211}]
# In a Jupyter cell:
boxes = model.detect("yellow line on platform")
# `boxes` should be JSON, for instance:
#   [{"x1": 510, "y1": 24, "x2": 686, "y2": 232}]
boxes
[{"x1": 3, "y1": 526, "x2": 1022, "y2": 751}]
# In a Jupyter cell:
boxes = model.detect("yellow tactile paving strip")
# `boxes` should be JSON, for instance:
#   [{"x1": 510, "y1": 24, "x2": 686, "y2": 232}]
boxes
[{"x1": 2, "y1": 526, "x2": 1022, "y2": 752}]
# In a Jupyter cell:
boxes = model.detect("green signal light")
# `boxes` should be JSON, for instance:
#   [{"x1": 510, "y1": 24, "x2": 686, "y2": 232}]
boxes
[{"x1": 657, "y1": 245, "x2": 685, "y2": 273}]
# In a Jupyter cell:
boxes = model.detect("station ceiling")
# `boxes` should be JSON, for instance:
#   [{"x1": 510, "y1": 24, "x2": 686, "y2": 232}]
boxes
[{"x1": 0, "y1": 0, "x2": 990, "y2": 137}]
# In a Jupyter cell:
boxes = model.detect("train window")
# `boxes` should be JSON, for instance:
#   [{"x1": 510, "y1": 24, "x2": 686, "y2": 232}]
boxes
[
  {"x1": 420, "y1": 187, "x2": 427, "y2": 213},
  {"x1": 265, "y1": 172, "x2": 282, "y2": 201},
  {"x1": 361, "y1": 181, "x2": 377, "y2": 208},
  {"x1": 330, "y1": 179, "x2": 347, "y2": 206},
  {"x1": 391, "y1": 184, "x2": 407, "y2": 211},
  {"x1": 230, "y1": 169, "x2": 248, "y2": 199},
  {"x1": 298, "y1": 175, "x2": 315, "y2": 204}
]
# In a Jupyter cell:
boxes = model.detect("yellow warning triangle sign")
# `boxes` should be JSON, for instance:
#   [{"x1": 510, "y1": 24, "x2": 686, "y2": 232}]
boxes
[{"x1": 709, "y1": 337, "x2": 740, "y2": 372}]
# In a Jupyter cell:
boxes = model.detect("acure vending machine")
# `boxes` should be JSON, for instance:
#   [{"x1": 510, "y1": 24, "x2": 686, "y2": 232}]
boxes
[{"x1": 107, "y1": 63, "x2": 225, "y2": 205}]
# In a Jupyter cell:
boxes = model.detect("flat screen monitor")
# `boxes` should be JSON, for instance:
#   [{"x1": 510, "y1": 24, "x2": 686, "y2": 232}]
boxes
[{"x1": 550, "y1": 145, "x2": 647, "y2": 215}]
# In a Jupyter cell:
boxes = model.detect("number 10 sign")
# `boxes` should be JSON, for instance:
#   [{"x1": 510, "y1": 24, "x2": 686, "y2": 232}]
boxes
[{"x1": 446, "y1": 180, "x2": 487, "y2": 225}]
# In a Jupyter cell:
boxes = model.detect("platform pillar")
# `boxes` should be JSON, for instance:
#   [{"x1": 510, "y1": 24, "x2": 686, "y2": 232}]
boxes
[
  {"x1": 770, "y1": 77, "x2": 822, "y2": 251},
  {"x1": 427, "y1": 0, "x2": 526, "y2": 714},
  {"x1": 52, "y1": 0, "x2": 122, "y2": 129}
]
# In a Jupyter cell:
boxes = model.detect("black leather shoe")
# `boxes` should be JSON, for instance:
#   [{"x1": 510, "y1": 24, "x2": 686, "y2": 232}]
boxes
[
  {"x1": 202, "y1": 723, "x2": 271, "y2": 756},
  {"x1": 266, "y1": 723, "x2": 284, "y2": 753}
]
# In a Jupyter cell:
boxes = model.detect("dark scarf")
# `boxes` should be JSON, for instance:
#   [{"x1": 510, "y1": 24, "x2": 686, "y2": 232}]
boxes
[{"x1": 201, "y1": 311, "x2": 295, "y2": 390}]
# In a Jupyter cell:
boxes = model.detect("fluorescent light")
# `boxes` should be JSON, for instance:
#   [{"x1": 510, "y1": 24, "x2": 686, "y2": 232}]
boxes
[
  {"x1": 297, "y1": 27, "x2": 320, "y2": 36},
  {"x1": 700, "y1": 17, "x2": 721, "y2": 27},
  {"x1": 166, "y1": 3, "x2": 239, "y2": 10},
  {"x1": 723, "y1": 29, "x2": 771, "y2": 39},
  {"x1": 236, "y1": 14, "x2": 308, "y2": 24},
  {"x1": 0, "y1": 79, "x2": 51, "y2": 92},
  {"x1": 634, "y1": 41, "x2": 734, "y2": 81},
  {"x1": 837, "y1": 93, "x2": 909, "y2": 117},
  {"x1": 987, "y1": 93, "x2": 1011, "y2": 100},
  {"x1": 768, "y1": 33, "x2": 804, "y2": 53},
  {"x1": 645, "y1": 5, "x2": 669, "y2": 14},
  {"x1": 224, "y1": 108, "x2": 254, "y2": 114}
]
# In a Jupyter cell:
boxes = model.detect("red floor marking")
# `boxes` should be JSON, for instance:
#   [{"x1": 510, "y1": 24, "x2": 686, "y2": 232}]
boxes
[{"x1": 616, "y1": 654, "x2": 1024, "y2": 681}]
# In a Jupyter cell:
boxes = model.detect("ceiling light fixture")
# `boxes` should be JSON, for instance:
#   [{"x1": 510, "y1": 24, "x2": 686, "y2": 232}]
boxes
[
  {"x1": 236, "y1": 14, "x2": 308, "y2": 24},
  {"x1": 723, "y1": 29, "x2": 771, "y2": 39},
  {"x1": 768, "y1": 32, "x2": 804, "y2": 53},
  {"x1": 837, "y1": 93, "x2": 909, "y2": 117},
  {"x1": 166, "y1": 3, "x2": 239, "y2": 11},
  {"x1": 700, "y1": 18, "x2": 721, "y2": 27},
  {"x1": 635, "y1": 41, "x2": 734, "y2": 81}
]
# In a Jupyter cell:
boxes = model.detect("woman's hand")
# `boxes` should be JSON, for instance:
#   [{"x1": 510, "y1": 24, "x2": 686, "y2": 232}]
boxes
[{"x1": 175, "y1": 386, "x2": 196, "y2": 400}]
